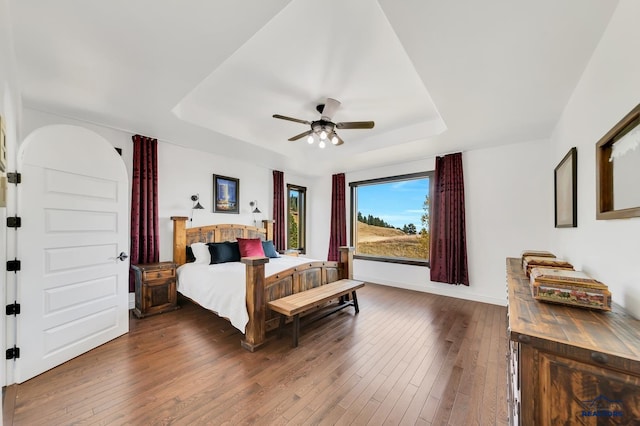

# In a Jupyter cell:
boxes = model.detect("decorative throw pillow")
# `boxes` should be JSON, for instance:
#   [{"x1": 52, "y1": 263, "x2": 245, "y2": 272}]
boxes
[
  {"x1": 225, "y1": 241, "x2": 241, "y2": 262},
  {"x1": 237, "y1": 238, "x2": 266, "y2": 257},
  {"x1": 207, "y1": 241, "x2": 241, "y2": 264},
  {"x1": 190, "y1": 242, "x2": 211, "y2": 264},
  {"x1": 186, "y1": 245, "x2": 196, "y2": 263},
  {"x1": 262, "y1": 240, "x2": 279, "y2": 258}
]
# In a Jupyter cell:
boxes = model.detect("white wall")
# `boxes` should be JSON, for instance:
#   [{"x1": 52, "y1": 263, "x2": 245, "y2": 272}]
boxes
[
  {"x1": 19, "y1": 2, "x2": 639, "y2": 316},
  {"x1": 159, "y1": 142, "x2": 265, "y2": 257},
  {"x1": 305, "y1": 173, "x2": 333, "y2": 260},
  {"x1": 21, "y1": 91, "x2": 593, "y2": 313},
  {"x1": 341, "y1": 140, "x2": 552, "y2": 306},
  {"x1": 550, "y1": 0, "x2": 640, "y2": 318},
  {"x1": 158, "y1": 143, "x2": 274, "y2": 260},
  {"x1": 21, "y1": 109, "x2": 319, "y2": 264},
  {"x1": 158, "y1": 143, "x2": 318, "y2": 260}
]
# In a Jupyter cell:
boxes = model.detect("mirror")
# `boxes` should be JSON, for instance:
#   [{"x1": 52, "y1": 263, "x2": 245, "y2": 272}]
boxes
[
  {"x1": 612, "y1": 129, "x2": 640, "y2": 210},
  {"x1": 596, "y1": 103, "x2": 640, "y2": 219}
]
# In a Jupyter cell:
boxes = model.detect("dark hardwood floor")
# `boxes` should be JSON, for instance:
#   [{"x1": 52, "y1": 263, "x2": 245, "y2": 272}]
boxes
[{"x1": 4, "y1": 283, "x2": 508, "y2": 425}]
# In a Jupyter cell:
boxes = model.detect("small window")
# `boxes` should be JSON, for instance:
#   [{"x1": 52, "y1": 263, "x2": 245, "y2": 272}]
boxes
[
  {"x1": 287, "y1": 184, "x2": 306, "y2": 253},
  {"x1": 350, "y1": 172, "x2": 433, "y2": 266}
]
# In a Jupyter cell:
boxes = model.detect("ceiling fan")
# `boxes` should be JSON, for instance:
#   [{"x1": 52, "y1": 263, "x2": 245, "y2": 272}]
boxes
[{"x1": 273, "y1": 98, "x2": 374, "y2": 147}]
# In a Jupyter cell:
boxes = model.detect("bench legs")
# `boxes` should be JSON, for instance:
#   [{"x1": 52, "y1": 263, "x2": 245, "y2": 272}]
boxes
[
  {"x1": 278, "y1": 315, "x2": 285, "y2": 339},
  {"x1": 276, "y1": 290, "x2": 361, "y2": 348},
  {"x1": 292, "y1": 315, "x2": 300, "y2": 347},
  {"x1": 276, "y1": 313, "x2": 301, "y2": 347}
]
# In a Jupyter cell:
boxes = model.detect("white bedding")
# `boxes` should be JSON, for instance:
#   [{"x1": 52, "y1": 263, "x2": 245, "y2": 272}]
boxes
[{"x1": 177, "y1": 256, "x2": 315, "y2": 332}]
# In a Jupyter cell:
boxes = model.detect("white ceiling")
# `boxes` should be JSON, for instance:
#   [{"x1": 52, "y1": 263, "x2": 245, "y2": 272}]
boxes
[{"x1": 11, "y1": 0, "x2": 618, "y2": 176}]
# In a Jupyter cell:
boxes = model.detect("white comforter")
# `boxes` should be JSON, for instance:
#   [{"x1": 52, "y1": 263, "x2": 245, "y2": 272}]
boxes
[{"x1": 177, "y1": 256, "x2": 315, "y2": 332}]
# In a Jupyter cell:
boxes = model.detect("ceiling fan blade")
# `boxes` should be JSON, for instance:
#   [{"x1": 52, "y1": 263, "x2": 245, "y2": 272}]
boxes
[
  {"x1": 288, "y1": 129, "x2": 313, "y2": 141},
  {"x1": 332, "y1": 134, "x2": 344, "y2": 146},
  {"x1": 273, "y1": 114, "x2": 311, "y2": 125},
  {"x1": 336, "y1": 121, "x2": 375, "y2": 129},
  {"x1": 320, "y1": 98, "x2": 341, "y2": 121}
]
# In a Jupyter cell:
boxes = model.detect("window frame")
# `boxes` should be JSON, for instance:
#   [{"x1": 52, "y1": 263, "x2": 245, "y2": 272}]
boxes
[
  {"x1": 286, "y1": 183, "x2": 307, "y2": 254},
  {"x1": 349, "y1": 171, "x2": 434, "y2": 267}
]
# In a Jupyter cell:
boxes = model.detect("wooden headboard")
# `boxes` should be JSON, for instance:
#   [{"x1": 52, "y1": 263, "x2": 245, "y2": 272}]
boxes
[{"x1": 171, "y1": 216, "x2": 274, "y2": 266}]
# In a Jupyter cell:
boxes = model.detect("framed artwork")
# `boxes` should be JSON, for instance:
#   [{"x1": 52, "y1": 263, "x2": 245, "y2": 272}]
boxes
[
  {"x1": 554, "y1": 147, "x2": 577, "y2": 228},
  {"x1": 213, "y1": 174, "x2": 239, "y2": 214},
  {"x1": 595, "y1": 103, "x2": 640, "y2": 220}
]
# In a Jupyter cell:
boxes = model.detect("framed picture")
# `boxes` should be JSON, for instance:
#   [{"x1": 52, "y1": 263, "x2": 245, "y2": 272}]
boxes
[
  {"x1": 554, "y1": 147, "x2": 577, "y2": 228},
  {"x1": 595, "y1": 103, "x2": 640, "y2": 220},
  {"x1": 213, "y1": 174, "x2": 239, "y2": 213}
]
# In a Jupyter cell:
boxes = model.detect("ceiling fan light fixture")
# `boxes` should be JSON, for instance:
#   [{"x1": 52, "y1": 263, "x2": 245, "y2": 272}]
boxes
[{"x1": 272, "y1": 97, "x2": 375, "y2": 148}]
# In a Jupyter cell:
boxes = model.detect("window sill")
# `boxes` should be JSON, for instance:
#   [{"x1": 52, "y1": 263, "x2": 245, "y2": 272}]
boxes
[{"x1": 354, "y1": 254, "x2": 429, "y2": 267}]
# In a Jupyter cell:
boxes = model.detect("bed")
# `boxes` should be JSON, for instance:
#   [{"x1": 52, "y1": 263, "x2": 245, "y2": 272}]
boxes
[{"x1": 171, "y1": 216, "x2": 354, "y2": 351}]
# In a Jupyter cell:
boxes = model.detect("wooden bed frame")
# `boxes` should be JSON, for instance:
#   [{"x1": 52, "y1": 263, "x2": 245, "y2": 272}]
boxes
[{"x1": 171, "y1": 216, "x2": 354, "y2": 351}]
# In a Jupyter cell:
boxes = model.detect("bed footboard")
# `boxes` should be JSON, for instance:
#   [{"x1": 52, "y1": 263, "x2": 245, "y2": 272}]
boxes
[{"x1": 241, "y1": 246, "x2": 354, "y2": 350}]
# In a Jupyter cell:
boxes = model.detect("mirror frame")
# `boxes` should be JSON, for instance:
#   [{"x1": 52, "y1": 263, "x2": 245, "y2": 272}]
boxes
[{"x1": 596, "y1": 103, "x2": 640, "y2": 220}]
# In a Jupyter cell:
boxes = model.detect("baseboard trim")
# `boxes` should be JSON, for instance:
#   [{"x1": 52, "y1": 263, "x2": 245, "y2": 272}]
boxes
[{"x1": 353, "y1": 274, "x2": 507, "y2": 306}]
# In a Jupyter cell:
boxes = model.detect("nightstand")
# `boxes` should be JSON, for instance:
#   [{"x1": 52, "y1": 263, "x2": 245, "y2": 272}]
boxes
[{"x1": 131, "y1": 261, "x2": 179, "y2": 318}]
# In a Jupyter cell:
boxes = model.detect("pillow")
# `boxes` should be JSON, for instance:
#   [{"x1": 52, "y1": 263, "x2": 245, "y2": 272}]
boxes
[
  {"x1": 190, "y1": 242, "x2": 211, "y2": 264},
  {"x1": 186, "y1": 245, "x2": 196, "y2": 263},
  {"x1": 237, "y1": 238, "x2": 265, "y2": 257},
  {"x1": 207, "y1": 241, "x2": 241, "y2": 264},
  {"x1": 262, "y1": 240, "x2": 279, "y2": 258}
]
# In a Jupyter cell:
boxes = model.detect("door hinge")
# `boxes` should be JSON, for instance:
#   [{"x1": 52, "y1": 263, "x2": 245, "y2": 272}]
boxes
[
  {"x1": 6, "y1": 259, "x2": 21, "y2": 272},
  {"x1": 6, "y1": 303, "x2": 20, "y2": 316},
  {"x1": 7, "y1": 216, "x2": 22, "y2": 228},
  {"x1": 6, "y1": 346, "x2": 20, "y2": 360},
  {"x1": 7, "y1": 172, "x2": 21, "y2": 184}
]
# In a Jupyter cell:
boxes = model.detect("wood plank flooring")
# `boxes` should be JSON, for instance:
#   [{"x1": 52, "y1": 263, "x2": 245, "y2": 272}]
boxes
[{"x1": 4, "y1": 283, "x2": 508, "y2": 425}]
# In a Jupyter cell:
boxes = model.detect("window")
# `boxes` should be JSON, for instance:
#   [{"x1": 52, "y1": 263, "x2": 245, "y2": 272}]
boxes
[
  {"x1": 350, "y1": 171, "x2": 433, "y2": 266},
  {"x1": 287, "y1": 184, "x2": 306, "y2": 253}
]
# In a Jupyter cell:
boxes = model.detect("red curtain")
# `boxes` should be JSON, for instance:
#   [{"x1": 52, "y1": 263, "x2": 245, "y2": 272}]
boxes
[
  {"x1": 272, "y1": 170, "x2": 285, "y2": 251},
  {"x1": 429, "y1": 152, "x2": 469, "y2": 286},
  {"x1": 130, "y1": 134, "x2": 160, "y2": 292},
  {"x1": 327, "y1": 173, "x2": 346, "y2": 261}
]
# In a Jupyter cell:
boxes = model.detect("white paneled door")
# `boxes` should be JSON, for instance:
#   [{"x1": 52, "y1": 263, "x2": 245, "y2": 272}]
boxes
[{"x1": 15, "y1": 125, "x2": 129, "y2": 383}]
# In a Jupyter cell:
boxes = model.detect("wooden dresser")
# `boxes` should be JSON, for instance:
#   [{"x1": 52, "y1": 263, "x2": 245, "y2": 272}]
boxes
[
  {"x1": 131, "y1": 262, "x2": 179, "y2": 318},
  {"x1": 506, "y1": 258, "x2": 640, "y2": 425}
]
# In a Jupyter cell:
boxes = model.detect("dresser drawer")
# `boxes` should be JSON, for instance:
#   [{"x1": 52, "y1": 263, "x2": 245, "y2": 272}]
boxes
[{"x1": 142, "y1": 267, "x2": 175, "y2": 281}]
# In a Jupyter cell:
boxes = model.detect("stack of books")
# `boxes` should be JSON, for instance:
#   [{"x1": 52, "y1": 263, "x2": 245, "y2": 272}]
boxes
[{"x1": 521, "y1": 251, "x2": 573, "y2": 278}]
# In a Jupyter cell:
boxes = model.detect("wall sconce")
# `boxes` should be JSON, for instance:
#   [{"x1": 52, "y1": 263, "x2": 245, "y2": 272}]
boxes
[
  {"x1": 249, "y1": 200, "x2": 261, "y2": 226},
  {"x1": 191, "y1": 194, "x2": 204, "y2": 210},
  {"x1": 190, "y1": 194, "x2": 204, "y2": 225}
]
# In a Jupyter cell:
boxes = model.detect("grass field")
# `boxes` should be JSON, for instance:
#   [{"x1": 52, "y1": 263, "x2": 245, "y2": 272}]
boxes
[{"x1": 356, "y1": 222, "x2": 429, "y2": 260}]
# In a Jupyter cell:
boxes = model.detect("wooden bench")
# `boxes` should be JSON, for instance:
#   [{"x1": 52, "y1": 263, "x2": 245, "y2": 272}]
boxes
[{"x1": 267, "y1": 279, "x2": 365, "y2": 347}]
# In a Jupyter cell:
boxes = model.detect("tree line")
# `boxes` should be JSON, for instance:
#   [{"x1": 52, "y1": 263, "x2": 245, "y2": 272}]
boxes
[{"x1": 357, "y1": 211, "x2": 418, "y2": 235}]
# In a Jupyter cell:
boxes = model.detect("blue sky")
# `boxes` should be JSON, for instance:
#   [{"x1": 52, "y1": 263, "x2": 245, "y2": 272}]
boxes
[{"x1": 357, "y1": 178, "x2": 429, "y2": 229}]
